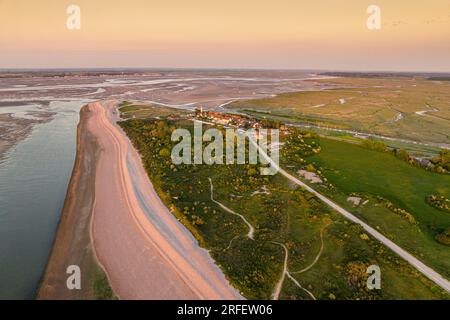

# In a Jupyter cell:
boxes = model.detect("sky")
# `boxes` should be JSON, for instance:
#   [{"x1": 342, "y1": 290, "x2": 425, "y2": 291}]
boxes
[{"x1": 1, "y1": 0, "x2": 450, "y2": 71}]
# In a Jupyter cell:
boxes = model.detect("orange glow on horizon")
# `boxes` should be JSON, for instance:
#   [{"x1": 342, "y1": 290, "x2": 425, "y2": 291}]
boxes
[{"x1": 1, "y1": 0, "x2": 449, "y2": 71}]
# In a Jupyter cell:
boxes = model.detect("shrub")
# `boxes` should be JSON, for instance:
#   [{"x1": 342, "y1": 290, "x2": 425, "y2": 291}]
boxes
[
  {"x1": 159, "y1": 148, "x2": 171, "y2": 157},
  {"x1": 362, "y1": 139, "x2": 388, "y2": 152},
  {"x1": 435, "y1": 228, "x2": 450, "y2": 246},
  {"x1": 426, "y1": 195, "x2": 450, "y2": 213}
]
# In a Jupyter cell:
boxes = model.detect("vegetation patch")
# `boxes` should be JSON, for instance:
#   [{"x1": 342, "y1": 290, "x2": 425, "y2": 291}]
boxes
[
  {"x1": 118, "y1": 113, "x2": 448, "y2": 299},
  {"x1": 435, "y1": 228, "x2": 450, "y2": 246},
  {"x1": 302, "y1": 137, "x2": 450, "y2": 277},
  {"x1": 430, "y1": 150, "x2": 450, "y2": 174},
  {"x1": 375, "y1": 196, "x2": 417, "y2": 224},
  {"x1": 93, "y1": 271, "x2": 116, "y2": 300},
  {"x1": 228, "y1": 77, "x2": 450, "y2": 145},
  {"x1": 426, "y1": 195, "x2": 450, "y2": 214},
  {"x1": 118, "y1": 101, "x2": 188, "y2": 120}
]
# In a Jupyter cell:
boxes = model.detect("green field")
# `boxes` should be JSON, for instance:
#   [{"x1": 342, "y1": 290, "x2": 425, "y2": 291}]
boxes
[
  {"x1": 119, "y1": 115, "x2": 448, "y2": 300},
  {"x1": 119, "y1": 101, "x2": 188, "y2": 119},
  {"x1": 229, "y1": 77, "x2": 450, "y2": 145},
  {"x1": 293, "y1": 138, "x2": 450, "y2": 278}
]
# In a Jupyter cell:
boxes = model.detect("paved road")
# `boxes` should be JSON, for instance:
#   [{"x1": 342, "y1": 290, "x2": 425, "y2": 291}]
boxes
[
  {"x1": 251, "y1": 137, "x2": 450, "y2": 294},
  {"x1": 88, "y1": 101, "x2": 242, "y2": 299}
]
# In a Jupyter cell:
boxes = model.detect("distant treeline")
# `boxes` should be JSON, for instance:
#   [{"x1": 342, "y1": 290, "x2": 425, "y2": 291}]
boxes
[
  {"x1": 361, "y1": 138, "x2": 450, "y2": 174},
  {"x1": 0, "y1": 69, "x2": 164, "y2": 78},
  {"x1": 321, "y1": 71, "x2": 450, "y2": 79},
  {"x1": 427, "y1": 77, "x2": 450, "y2": 81}
]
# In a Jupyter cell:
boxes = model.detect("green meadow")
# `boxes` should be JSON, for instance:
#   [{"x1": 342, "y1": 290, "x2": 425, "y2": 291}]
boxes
[
  {"x1": 228, "y1": 77, "x2": 450, "y2": 145},
  {"x1": 118, "y1": 101, "x2": 188, "y2": 119},
  {"x1": 305, "y1": 138, "x2": 450, "y2": 278}
]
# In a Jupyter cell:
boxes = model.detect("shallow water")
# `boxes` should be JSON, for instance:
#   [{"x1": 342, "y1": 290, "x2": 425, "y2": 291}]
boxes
[
  {"x1": 0, "y1": 101, "x2": 84, "y2": 299},
  {"x1": 0, "y1": 104, "x2": 46, "y2": 120}
]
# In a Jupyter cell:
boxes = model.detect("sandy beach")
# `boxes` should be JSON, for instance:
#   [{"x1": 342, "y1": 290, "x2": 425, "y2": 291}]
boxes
[
  {"x1": 39, "y1": 100, "x2": 241, "y2": 299},
  {"x1": 37, "y1": 105, "x2": 102, "y2": 299}
]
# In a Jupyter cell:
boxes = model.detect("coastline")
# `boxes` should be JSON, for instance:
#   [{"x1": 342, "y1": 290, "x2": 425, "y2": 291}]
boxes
[
  {"x1": 88, "y1": 100, "x2": 241, "y2": 299},
  {"x1": 37, "y1": 105, "x2": 114, "y2": 299},
  {"x1": 0, "y1": 111, "x2": 56, "y2": 163},
  {"x1": 38, "y1": 101, "x2": 240, "y2": 300}
]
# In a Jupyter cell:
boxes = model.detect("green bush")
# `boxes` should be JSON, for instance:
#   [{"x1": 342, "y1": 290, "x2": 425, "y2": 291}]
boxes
[
  {"x1": 159, "y1": 148, "x2": 171, "y2": 157},
  {"x1": 435, "y1": 228, "x2": 450, "y2": 246}
]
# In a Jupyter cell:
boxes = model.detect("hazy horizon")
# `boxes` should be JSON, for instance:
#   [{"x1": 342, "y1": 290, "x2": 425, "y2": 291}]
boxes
[
  {"x1": 2, "y1": 67, "x2": 450, "y2": 75},
  {"x1": 1, "y1": 0, "x2": 450, "y2": 71}
]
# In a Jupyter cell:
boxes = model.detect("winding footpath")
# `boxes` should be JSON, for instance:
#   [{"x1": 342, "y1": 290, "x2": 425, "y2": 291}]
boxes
[
  {"x1": 270, "y1": 242, "x2": 288, "y2": 300},
  {"x1": 250, "y1": 136, "x2": 450, "y2": 294},
  {"x1": 208, "y1": 177, "x2": 317, "y2": 299},
  {"x1": 291, "y1": 223, "x2": 330, "y2": 275},
  {"x1": 88, "y1": 101, "x2": 242, "y2": 299},
  {"x1": 270, "y1": 242, "x2": 316, "y2": 300},
  {"x1": 208, "y1": 178, "x2": 255, "y2": 240}
]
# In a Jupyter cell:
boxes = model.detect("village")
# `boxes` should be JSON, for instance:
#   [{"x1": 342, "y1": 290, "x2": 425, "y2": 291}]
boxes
[{"x1": 193, "y1": 107, "x2": 290, "y2": 133}]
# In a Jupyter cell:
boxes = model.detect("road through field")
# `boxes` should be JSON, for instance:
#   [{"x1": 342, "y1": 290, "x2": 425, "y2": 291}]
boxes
[
  {"x1": 251, "y1": 137, "x2": 450, "y2": 294},
  {"x1": 88, "y1": 101, "x2": 241, "y2": 299}
]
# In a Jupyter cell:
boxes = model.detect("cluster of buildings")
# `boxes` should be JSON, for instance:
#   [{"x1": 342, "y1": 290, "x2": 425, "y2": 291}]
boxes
[
  {"x1": 195, "y1": 108, "x2": 262, "y2": 129},
  {"x1": 194, "y1": 108, "x2": 290, "y2": 133}
]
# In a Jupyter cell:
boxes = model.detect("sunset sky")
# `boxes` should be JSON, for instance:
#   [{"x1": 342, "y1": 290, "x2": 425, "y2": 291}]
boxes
[{"x1": 1, "y1": 0, "x2": 449, "y2": 71}]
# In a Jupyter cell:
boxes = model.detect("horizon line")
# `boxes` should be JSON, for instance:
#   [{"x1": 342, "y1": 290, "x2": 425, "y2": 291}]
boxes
[{"x1": 1, "y1": 66, "x2": 450, "y2": 75}]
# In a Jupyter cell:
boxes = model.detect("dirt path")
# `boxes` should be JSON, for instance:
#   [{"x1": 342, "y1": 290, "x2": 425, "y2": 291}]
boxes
[
  {"x1": 207, "y1": 177, "x2": 316, "y2": 299},
  {"x1": 208, "y1": 178, "x2": 255, "y2": 240},
  {"x1": 292, "y1": 223, "x2": 330, "y2": 275},
  {"x1": 88, "y1": 101, "x2": 241, "y2": 299},
  {"x1": 270, "y1": 241, "x2": 316, "y2": 300},
  {"x1": 270, "y1": 242, "x2": 288, "y2": 300},
  {"x1": 286, "y1": 272, "x2": 316, "y2": 300},
  {"x1": 251, "y1": 135, "x2": 450, "y2": 294}
]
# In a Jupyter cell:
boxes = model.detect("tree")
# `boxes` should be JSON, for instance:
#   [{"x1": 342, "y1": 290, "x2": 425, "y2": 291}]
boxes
[
  {"x1": 362, "y1": 139, "x2": 388, "y2": 152},
  {"x1": 396, "y1": 149, "x2": 410, "y2": 161}
]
